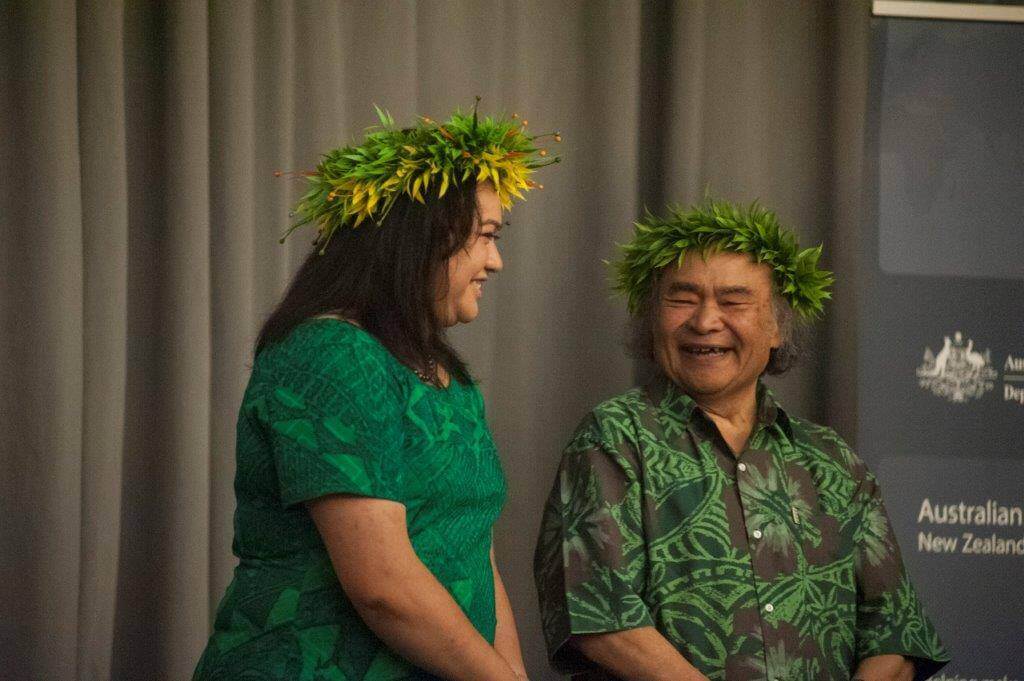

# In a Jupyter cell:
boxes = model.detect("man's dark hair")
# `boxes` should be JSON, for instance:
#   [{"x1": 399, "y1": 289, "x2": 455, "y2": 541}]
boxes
[{"x1": 256, "y1": 177, "x2": 479, "y2": 384}]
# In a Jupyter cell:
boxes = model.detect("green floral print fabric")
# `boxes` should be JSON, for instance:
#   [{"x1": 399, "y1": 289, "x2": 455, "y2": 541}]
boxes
[
  {"x1": 534, "y1": 376, "x2": 949, "y2": 681},
  {"x1": 194, "y1": 319, "x2": 507, "y2": 680}
]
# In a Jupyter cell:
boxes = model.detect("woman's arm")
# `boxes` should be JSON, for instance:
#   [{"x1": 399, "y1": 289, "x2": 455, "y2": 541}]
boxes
[
  {"x1": 490, "y1": 544, "x2": 528, "y2": 679},
  {"x1": 308, "y1": 494, "x2": 519, "y2": 681}
]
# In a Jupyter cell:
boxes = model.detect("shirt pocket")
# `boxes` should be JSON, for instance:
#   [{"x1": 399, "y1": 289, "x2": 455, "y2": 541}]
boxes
[{"x1": 783, "y1": 463, "x2": 848, "y2": 566}]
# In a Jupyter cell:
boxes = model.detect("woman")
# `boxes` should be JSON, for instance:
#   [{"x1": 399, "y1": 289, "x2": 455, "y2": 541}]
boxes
[{"x1": 193, "y1": 106, "x2": 559, "y2": 680}]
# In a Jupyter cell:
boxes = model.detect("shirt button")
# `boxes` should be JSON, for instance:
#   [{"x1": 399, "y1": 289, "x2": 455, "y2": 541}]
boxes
[
  {"x1": 737, "y1": 463, "x2": 747, "y2": 472},
  {"x1": 752, "y1": 529, "x2": 763, "y2": 539},
  {"x1": 764, "y1": 603, "x2": 774, "y2": 613}
]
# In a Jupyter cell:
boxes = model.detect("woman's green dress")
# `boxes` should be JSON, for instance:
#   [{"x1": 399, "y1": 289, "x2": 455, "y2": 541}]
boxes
[{"x1": 193, "y1": 319, "x2": 507, "y2": 680}]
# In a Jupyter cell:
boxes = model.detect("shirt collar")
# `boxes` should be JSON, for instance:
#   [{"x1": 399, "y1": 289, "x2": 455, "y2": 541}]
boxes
[
  {"x1": 644, "y1": 373, "x2": 793, "y2": 439},
  {"x1": 755, "y1": 381, "x2": 793, "y2": 438}
]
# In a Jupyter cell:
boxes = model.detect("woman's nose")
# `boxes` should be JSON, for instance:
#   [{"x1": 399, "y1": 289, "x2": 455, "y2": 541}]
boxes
[{"x1": 487, "y1": 242, "x2": 503, "y2": 272}]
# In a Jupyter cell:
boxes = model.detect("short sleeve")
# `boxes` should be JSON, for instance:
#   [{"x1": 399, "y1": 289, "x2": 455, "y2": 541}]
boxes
[
  {"x1": 250, "y1": 324, "x2": 406, "y2": 507},
  {"x1": 533, "y1": 415, "x2": 654, "y2": 674},
  {"x1": 851, "y1": 465, "x2": 951, "y2": 679}
]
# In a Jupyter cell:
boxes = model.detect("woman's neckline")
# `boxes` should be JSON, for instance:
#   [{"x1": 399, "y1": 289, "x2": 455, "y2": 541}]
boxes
[{"x1": 308, "y1": 315, "x2": 453, "y2": 390}]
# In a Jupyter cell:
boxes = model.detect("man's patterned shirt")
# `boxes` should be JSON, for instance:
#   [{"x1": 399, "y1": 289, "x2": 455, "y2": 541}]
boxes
[{"x1": 534, "y1": 377, "x2": 949, "y2": 680}]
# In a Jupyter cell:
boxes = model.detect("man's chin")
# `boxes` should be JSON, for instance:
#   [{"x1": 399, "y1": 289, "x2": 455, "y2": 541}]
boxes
[{"x1": 664, "y1": 368, "x2": 738, "y2": 398}]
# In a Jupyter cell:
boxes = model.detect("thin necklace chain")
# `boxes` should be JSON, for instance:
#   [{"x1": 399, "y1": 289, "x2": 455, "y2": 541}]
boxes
[{"x1": 413, "y1": 357, "x2": 440, "y2": 387}]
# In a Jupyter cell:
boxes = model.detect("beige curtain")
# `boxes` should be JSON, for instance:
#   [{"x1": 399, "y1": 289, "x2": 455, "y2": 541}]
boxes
[{"x1": 0, "y1": 1, "x2": 870, "y2": 679}]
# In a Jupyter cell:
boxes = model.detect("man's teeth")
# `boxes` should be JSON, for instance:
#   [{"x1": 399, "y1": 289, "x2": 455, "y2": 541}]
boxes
[{"x1": 685, "y1": 347, "x2": 727, "y2": 355}]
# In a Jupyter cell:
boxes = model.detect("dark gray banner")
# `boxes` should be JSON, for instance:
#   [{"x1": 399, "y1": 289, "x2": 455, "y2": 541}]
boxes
[{"x1": 860, "y1": 15, "x2": 1024, "y2": 680}]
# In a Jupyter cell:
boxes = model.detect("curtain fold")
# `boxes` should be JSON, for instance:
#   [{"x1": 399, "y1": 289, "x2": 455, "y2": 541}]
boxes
[
  {"x1": 114, "y1": 2, "x2": 213, "y2": 677},
  {"x1": 208, "y1": 0, "x2": 257, "y2": 612},
  {"x1": 77, "y1": 0, "x2": 129, "y2": 677},
  {"x1": 2, "y1": 2, "x2": 87, "y2": 679},
  {"x1": 0, "y1": 2, "x2": 870, "y2": 679}
]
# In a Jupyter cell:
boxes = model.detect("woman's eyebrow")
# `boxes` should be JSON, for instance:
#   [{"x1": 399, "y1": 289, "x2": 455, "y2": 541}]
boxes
[{"x1": 479, "y1": 219, "x2": 503, "y2": 231}]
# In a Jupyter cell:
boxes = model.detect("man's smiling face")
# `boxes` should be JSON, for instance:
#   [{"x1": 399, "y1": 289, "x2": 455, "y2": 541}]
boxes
[{"x1": 653, "y1": 251, "x2": 781, "y2": 404}]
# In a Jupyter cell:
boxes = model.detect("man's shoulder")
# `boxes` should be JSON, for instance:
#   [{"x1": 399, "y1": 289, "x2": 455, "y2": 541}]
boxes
[
  {"x1": 784, "y1": 414, "x2": 849, "y2": 446},
  {"x1": 568, "y1": 386, "x2": 652, "y2": 449},
  {"x1": 784, "y1": 413, "x2": 864, "y2": 472},
  {"x1": 589, "y1": 386, "x2": 652, "y2": 420}
]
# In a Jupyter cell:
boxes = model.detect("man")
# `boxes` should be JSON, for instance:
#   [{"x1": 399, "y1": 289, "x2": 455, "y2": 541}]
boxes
[{"x1": 534, "y1": 201, "x2": 949, "y2": 680}]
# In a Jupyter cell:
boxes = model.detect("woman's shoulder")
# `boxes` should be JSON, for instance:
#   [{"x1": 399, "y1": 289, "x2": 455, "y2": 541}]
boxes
[{"x1": 255, "y1": 317, "x2": 400, "y2": 384}]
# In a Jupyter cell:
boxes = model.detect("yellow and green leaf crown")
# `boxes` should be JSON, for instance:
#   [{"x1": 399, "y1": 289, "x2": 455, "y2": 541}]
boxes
[
  {"x1": 613, "y1": 200, "x2": 833, "y2": 320},
  {"x1": 282, "y1": 102, "x2": 561, "y2": 252}
]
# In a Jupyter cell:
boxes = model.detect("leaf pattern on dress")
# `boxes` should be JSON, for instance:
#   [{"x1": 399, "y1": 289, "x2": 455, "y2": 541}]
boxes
[{"x1": 194, "y1": 320, "x2": 505, "y2": 680}]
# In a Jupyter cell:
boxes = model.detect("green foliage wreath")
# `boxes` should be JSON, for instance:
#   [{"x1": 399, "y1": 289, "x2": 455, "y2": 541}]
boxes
[
  {"x1": 612, "y1": 200, "x2": 833, "y2": 320},
  {"x1": 282, "y1": 101, "x2": 560, "y2": 253}
]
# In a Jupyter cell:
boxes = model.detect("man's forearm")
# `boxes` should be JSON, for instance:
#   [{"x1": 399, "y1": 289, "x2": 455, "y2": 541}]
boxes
[
  {"x1": 853, "y1": 654, "x2": 914, "y2": 681},
  {"x1": 573, "y1": 627, "x2": 708, "y2": 681}
]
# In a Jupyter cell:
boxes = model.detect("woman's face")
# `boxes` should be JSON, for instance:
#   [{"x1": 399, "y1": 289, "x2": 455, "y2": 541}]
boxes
[{"x1": 439, "y1": 182, "x2": 504, "y2": 326}]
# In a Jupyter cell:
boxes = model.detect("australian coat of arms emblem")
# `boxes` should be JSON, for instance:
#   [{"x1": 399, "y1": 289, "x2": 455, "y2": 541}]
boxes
[{"x1": 917, "y1": 331, "x2": 997, "y2": 403}]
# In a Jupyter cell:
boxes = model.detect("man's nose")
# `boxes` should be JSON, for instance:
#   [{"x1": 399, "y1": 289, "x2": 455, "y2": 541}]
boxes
[{"x1": 687, "y1": 300, "x2": 724, "y2": 333}]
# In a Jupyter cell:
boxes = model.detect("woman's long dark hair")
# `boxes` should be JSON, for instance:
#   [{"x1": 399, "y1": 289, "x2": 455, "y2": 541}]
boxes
[{"x1": 256, "y1": 176, "x2": 479, "y2": 384}]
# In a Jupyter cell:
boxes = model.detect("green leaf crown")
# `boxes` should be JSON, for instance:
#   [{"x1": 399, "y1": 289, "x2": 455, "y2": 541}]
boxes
[
  {"x1": 282, "y1": 101, "x2": 561, "y2": 252},
  {"x1": 612, "y1": 200, "x2": 833, "y2": 320}
]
